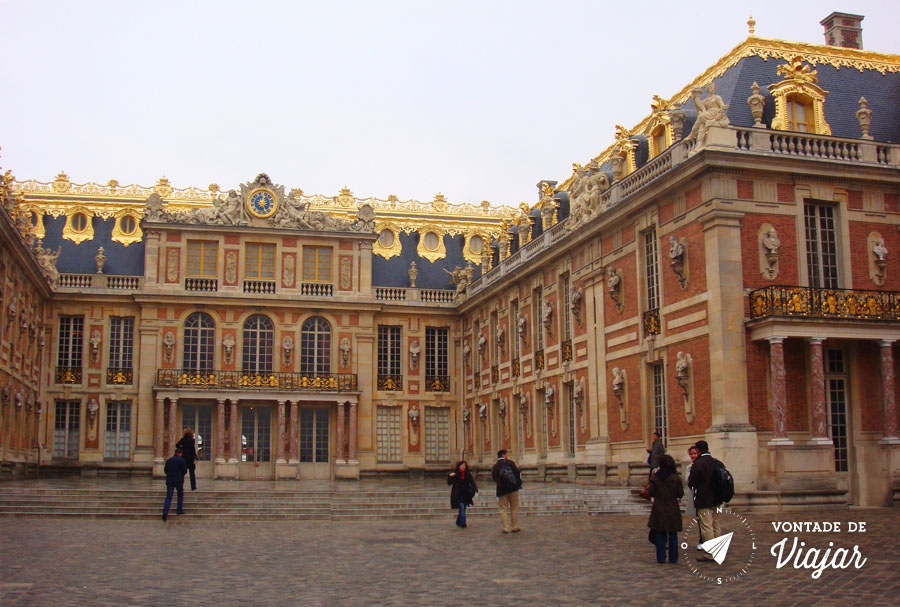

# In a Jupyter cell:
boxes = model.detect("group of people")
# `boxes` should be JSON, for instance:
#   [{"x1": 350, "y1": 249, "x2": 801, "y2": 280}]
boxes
[
  {"x1": 645, "y1": 433, "x2": 726, "y2": 564},
  {"x1": 161, "y1": 428, "x2": 200, "y2": 522},
  {"x1": 447, "y1": 449, "x2": 522, "y2": 533}
]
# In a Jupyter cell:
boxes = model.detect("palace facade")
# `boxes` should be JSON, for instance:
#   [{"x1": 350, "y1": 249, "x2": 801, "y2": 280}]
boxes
[{"x1": 2, "y1": 13, "x2": 899, "y2": 507}]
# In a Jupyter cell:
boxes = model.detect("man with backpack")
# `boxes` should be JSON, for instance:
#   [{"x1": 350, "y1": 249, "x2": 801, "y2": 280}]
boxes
[
  {"x1": 491, "y1": 449, "x2": 523, "y2": 534},
  {"x1": 687, "y1": 440, "x2": 732, "y2": 561}
]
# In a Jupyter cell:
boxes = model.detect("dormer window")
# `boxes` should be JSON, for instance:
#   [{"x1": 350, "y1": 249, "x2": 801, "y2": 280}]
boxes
[{"x1": 785, "y1": 94, "x2": 814, "y2": 133}]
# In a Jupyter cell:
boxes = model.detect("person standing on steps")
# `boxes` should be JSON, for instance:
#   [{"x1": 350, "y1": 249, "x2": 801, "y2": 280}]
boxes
[
  {"x1": 645, "y1": 430, "x2": 665, "y2": 478},
  {"x1": 175, "y1": 428, "x2": 198, "y2": 491},
  {"x1": 447, "y1": 460, "x2": 478, "y2": 528},
  {"x1": 162, "y1": 447, "x2": 188, "y2": 522},
  {"x1": 491, "y1": 449, "x2": 522, "y2": 534}
]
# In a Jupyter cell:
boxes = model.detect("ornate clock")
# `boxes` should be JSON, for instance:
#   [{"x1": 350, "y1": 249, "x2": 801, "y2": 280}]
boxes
[{"x1": 247, "y1": 188, "x2": 277, "y2": 218}]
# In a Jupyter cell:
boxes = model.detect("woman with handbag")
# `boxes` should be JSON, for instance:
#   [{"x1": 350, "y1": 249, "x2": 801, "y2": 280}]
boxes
[
  {"x1": 647, "y1": 454, "x2": 684, "y2": 563},
  {"x1": 447, "y1": 460, "x2": 478, "y2": 528},
  {"x1": 175, "y1": 428, "x2": 198, "y2": 491}
]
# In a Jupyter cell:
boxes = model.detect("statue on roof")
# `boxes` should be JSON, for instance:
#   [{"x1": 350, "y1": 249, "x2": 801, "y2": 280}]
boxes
[
  {"x1": 33, "y1": 240, "x2": 61, "y2": 288},
  {"x1": 445, "y1": 262, "x2": 475, "y2": 304},
  {"x1": 684, "y1": 83, "x2": 730, "y2": 154}
]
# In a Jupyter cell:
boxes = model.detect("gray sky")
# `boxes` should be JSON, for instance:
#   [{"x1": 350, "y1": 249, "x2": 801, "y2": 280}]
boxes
[{"x1": 2, "y1": 1, "x2": 898, "y2": 207}]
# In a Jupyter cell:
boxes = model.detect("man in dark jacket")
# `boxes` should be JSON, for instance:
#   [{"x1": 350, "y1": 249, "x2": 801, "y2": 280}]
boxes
[
  {"x1": 646, "y1": 431, "x2": 665, "y2": 477},
  {"x1": 687, "y1": 440, "x2": 722, "y2": 561},
  {"x1": 491, "y1": 449, "x2": 522, "y2": 534},
  {"x1": 162, "y1": 447, "x2": 188, "y2": 522}
]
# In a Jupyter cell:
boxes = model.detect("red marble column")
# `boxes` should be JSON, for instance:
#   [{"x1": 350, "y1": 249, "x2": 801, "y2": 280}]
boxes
[
  {"x1": 348, "y1": 401, "x2": 358, "y2": 461},
  {"x1": 768, "y1": 337, "x2": 790, "y2": 443},
  {"x1": 168, "y1": 398, "x2": 179, "y2": 457},
  {"x1": 276, "y1": 400, "x2": 286, "y2": 463},
  {"x1": 154, "y1": 397, "x2": 164, "y2": 461},
  {"x1": 808, "y1": 338, "x2": 829, "y2": 440},
  {"x1": 880, "y1": 340, "x2": 898, "y2": 440},
  {"x1": 216, "y1": 399, "x2": 226, "y2": 463},
  {"x1": 229, "y1": 400, "x2": 239, "y2": 462},
  {"x1": 336, "y1": 401, "x2": 346, "y2": 462},
  {"x1": 289, "y1": 401, "x2": 299, "y2": 463}
]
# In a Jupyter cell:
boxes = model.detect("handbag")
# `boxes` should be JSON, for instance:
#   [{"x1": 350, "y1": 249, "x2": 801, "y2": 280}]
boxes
[
  {"x1": 638, "y1": 481, "x2": 652, "y2": 501},
  {"x1": 648, "y1": 529, "x2": 658, "y2": 544}
]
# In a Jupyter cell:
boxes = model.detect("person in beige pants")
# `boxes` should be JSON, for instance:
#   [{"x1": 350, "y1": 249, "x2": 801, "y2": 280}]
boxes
[{"x1": 491, "y1": 449, "x2": 522, "y2": 533}]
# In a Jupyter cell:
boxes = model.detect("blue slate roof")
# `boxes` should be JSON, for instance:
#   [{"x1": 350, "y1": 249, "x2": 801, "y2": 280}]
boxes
[
  {"x1": 40, "y1": 215, "x2": 145, "y2": 276},
  {"x1": 371, "y1": 231, "x2": 482, "y2": 289}
]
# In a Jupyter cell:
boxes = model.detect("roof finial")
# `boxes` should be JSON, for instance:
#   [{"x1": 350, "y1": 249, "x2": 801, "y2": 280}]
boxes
[{"x1": 747, "y1": 15, "x2": 756, "y2": 36}]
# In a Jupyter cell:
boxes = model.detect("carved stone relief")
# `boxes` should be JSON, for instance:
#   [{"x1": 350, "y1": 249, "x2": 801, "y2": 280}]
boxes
[
  {"x1": 283, "y1": 254, "x2": 295, "y2": 288},
  {"x1": 668, "y1": 235, "x2": 687, "y2": 290},
  {"x1": 408, "y1": 405, "x2": 420, "y2": 447},
  {"x1": 869, "y1": 232, "x2": 888, "y2": 286},
  {"x1": 225, "y1": 251, "x2": 238, "y2": 285},
  {"x1": 282, "y1": 335, "x2": 294, "y2": 366},
  {"x1": 163, "y1": 331, "x2": 175, "y2": 363},
  {"x1": 676, "y1": 351, "x2": 694, "y2": 423},
  {"x1": 570, "y1": 285, "x2": 583, "y2": 327},
  {"x1": 223, "y1": 334, "x2": 235, "y2": 365},
  {"x1": 409, "y1": 340, "x2": 420, "y2": 371},
  {"x1": 90, "y1": 329, "x2": 102, "y2": 364},
  {"x1": 166, "y1": 249, "x2": 179, "y2": 283},
  {"x1": 611, "y1": 367, "x2": 627, "y2": 430},
  {"x1": 542, "y1": 300, "x2": 553, "y2": 336},
  {"x1": 607, "y1": 267, "x2": 624, "y2": 313},
  {"x1": 339, "y1": 337, "x2": 351, "y2": 368},
  {"x1": 340, "y1": 257, "x2": 352, "y2": 290}
]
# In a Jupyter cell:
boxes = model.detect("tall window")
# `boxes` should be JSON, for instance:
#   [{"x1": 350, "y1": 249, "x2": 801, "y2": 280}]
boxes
[
  {"x1": 187, "y1": 240, "x2": 217, "y2": 277},
  {"x1": 567, "y1": 382, "x2": 576, "y2": 457},
  {"x1": 53, "y1": 400, "x2": 80, "y2": 458},
  {"x1": 57, "y1": 315, "x2": 84, "y2": 371},
  {"x1": 108, "y1": 317, "x2": 134, "y2": 382},
  {"x1": 300, "y1": 408, "x2": 329, "y2": 463},
  {"x1": 104, "y1": 401, "x2": 131, "y2": 459},
  {"x1": 561, "y1": 274, "x2": 572, "y2": 341},
  {"x1": 376, "y1": 406, "x2": 402, "y2": 462},
  {"x1": 242, "y1": 315, "x2": 275, "y2": 375},
  {"x1": 786, "y1": 95, "x2": 814, "y2": 133},
  {"x1": 826, "y1": 349, "x2": 849, "y2": 473},
  {"x1": 511, "y1": 300, "x2": 520, "y2": 361},
  {"x1": 491, "y1": 311, "x2": 499, "y2": 363},
  {"x1": 424, "y1": 407, "x2": 450, "y2": 463},
  {"x1": 652, "y1": 362, "x2": 668, "y2": 445},
  {"x1": 804, "y1": 202, "x2": 839, "y2": 289},
  {"x1": 302, "y1": 246, "x2": 332, "y2": 282},
  {"x1": 300, "y1": 316, "x2": 331, "y2": 374},
  {"x1": 472, "y1": 319, "x2": 480, "y2": 367},
  {"x1": 645, "y1": 229, "x2": 660, "y2": 311},
  {"x1": 183, "y1": 313, "x2": 215, "y2": 372},
  {"x1": 533, "y1": 288, "x2": 544, "y2": 350},
  {"x1": 425, "y1": 327, "x2": 449, "y2": 383},
  {"x1": 377, "y1": 325, "x2": 401, "y2": 389},
  {"x1": 245, "y1": 243, "x2": 275, "y2": 279}
]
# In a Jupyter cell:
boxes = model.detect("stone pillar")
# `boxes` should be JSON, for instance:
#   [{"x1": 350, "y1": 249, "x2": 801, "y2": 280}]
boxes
[
  {"x1": 276, "y1": 400, "x2": 286, "y2": 463},
  {"x1": 289, "y1": 401, "x2": 299, "y2": 463},
  {"x1": 768, "y1": 337, "x2": 791, "y2": 445},
  {"x1": 336, "y1": 400, "x2": 346, "y2": 463},
  {"x1": 228, "y1": 400, "x2": 239, "y2": 463},
  {"x1": 808, "y1": 338, "x2": 831, "y2": 444},
  {"x1": 348, "y1": 401, "x2": 358, "y2": 462},
  {"x1": 879, "y1": 340, "x2": 899, "y2": 443},
  {"x1": 168, "y1": 398, "x2": 179, "y2": 456},
  {"x1": 216, "y1": 399, "x2": 226, "y2": 463},
  {"x1": 154, "y1": 397, "x2": 165, "y2": 462}
]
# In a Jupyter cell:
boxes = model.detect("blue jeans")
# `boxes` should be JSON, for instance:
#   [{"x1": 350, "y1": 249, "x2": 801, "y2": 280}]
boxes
[
  {"x1": 163, "y1": 482, "x2": 184, "y2": 516},
  {"x1": 654, "y1": 531, "x2": 678, "y2": 563},
  {"x1": 456, "y1": 502, "x2": 468, "y2": 527}
]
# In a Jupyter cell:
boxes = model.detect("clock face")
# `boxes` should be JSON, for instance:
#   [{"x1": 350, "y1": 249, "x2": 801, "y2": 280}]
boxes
[{"x1": 248, "y1": 188, "x2": 277, "y2": 218}]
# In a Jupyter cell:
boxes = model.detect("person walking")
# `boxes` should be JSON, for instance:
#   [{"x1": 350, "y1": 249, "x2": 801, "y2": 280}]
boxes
[
  {"x1": 645, "y1": 430, "x2": 665, "y2": 478},
  {"x1": 647, "y1": 454, "x2": 684, "y2": 563},
  {"x1": 491, "y1": 449, "x2": 522, "y2": 534},
  {"x1": 175, "y1": 428, "x2": 198, "y2": 491},
  {"x1": 162, "y1": 447, "x2": 188, "y2": 522},
  {"x1": 688, "y1": 440, "x2": 723, "y2": 562},
  {"x1": 447, "y1": 460, "x2": 478, "y2": 528}
]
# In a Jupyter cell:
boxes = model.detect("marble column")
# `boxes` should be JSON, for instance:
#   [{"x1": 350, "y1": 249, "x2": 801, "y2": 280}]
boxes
[
  {"x1": 348, "y1": 401, "x2": 358, "y2": 462},
  {"x1": 154, "y1": 397, "x2": 164, "y2": 462},
  {"x1": 216, "y1": 398, "x2": 226, "y2": 463},
  {"x1": 276, "y1": 400, "x2": 286, "y2": 463},
  {"x1": 336, "y1": 401, "x2": 346, "y2": 463},
  {"x1": 808, "y1": 338, "x2": 831, "y2": 443},
  {"x1": 768, "y1": 337, "x2": 791, "y2": 444},
  {"x1": 228, "y1": 400, "x2": 239, "y2": 463},
  {"x1": 167, "y1": 398, "x2": 179, "y2": 456},
  {"x1": 879, "y1": 340, "x2": 898, "y2": 442},
  {"x1": 289, "y1": 401, "x2": 299, "y2": 463}
]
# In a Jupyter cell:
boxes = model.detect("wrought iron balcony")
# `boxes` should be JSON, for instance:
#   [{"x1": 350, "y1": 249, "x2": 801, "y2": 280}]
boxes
[
  {"x1": 491, "y1": 365, "x2": 499, "y2": 384},
  {"x1": 749, "y1": 285, "x2": 900, "y2": 322},
  {"x1": 55, "y1": 366, "x2": 82, "y2": 384},
  {"x1": 561, "y1": 339, "x2": 573, "y2": 362},
  {"x1": 535, "y1": 349, "x2": 545, "y2": 371},
  {"x1": 425, "y1": 375, "x2": 450, "y2": 392},
  {"x1": 377, "y1": 374, "x2": 403, "y2": 391},
  {"x1": 473, "y1": 372, "x2": 480, "y2": 389},
  {"x1": 643, "y1": 309, "x2": 661, "y2": 336},
  {"x1": 106, "y1": 367, "x2": 133, "y2": 385},
  {"x1": 512, "y1": 358, "x2": 520, "y2": 378},
  {"x1": 156, "y1": 369, "x2": 358, "y2": 392}
]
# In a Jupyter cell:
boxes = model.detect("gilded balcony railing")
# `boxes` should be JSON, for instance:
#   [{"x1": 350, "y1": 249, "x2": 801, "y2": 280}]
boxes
[
  {"x1": 643, "y1": 309, "x2": 661, "y2": 336},
  {"x1": 491, "y1": 365, "x2": 499, "y2": 384},
  {"x1": 425, "y1": 375, "x2": 450, "y2": 392},
  {"x1": 55, "y1": 366, "x2": 82, "y2": 384},
  {"x1": 377, "y1": 374, "x2": 403, "y2": 391},
  {"x1": 473, "y1": 373, "x2": 480, "y2": 390},
  {"x1": 106, "y1": 367, "x2": 133, "y2": 385},
  {"x1": 561, "y1": 339, "x2": 573, "y2": 362},
  {"x1": 512, "y1": 358, "x2": 520, "y2": 378},
  {"x1": 749, "y1": 286, "x2": 900, "y2": 322},
  {"x1": 156, "y1": 369, "x2": 358, "y2": 392},
  {"x1": 535, "y1": 349, "x2": 545, "y2": 371}
]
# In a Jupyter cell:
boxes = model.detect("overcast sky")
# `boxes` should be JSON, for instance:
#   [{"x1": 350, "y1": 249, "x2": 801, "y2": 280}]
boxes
[{"x1": 2, "y1": 1, "x2": 898, "y2": 207}]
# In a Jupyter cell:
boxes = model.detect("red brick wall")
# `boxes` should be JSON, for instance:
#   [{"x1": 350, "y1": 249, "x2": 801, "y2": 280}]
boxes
[
  {"x1": 659, "y1": 201, "x2": 674, "y2": 225},
  {"x1": 858, "y1": 342, "x2": 882, "y2": 433},
  {"x1": 740, "y1": 214, "x2": 799, "y2": 290},
  {"x1": 660, "y1": 223, "x2": 706, "y2": 305},
  {"x1": 747, "y1": 335, "x2": 771, "y2": 431},
  {"x1": 848, "y1": 221, "x2": 900, "y2": 290},
  {"x1": 736, "y1": 179, "x2": 754, "y2": 200},
  {"x1": 884, "y1": 193, "x2": 899, "y2": 213},
  {"x1": 607, "y1": 356, "x2": 642, "y2": 442},
  {"x1": 777, "y1": 183, "x2": 794, "y2": 202},
  {"x1": 784, "y1": 339, "x2": 809, "y2": 432},
  {"x1": 686, "y1": 186, "x2": 702, "y2": 210},
  {"x1": 848, "y1": 189, "x2": 863, "y2": 210},
  {"x1": 666, "y1": 336, "x2": 711, "y2": 438},
  {"x1": 605, "y1": 253, "x2": 637, "y2": 324}
]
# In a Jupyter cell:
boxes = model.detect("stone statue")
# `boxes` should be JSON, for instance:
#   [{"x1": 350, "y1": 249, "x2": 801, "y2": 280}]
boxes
[
  {"x1": 90, "y1": 329, "x2": 101, "y2": 363},
  {"x1": 542, "y1": 300, "x2": 553, "y2": 334},
  {"x1": 762, "y1": 228, "x2": 781, "y2": 280},
  {"x1": 33, "y1": 240, "x2": 61, "y2": 288},
  {"x1": 144, "y1": 193, "x2": 167, "y2": 222},
  {"x1": 676, "y1": 351, "x2": 689, "y2": 379},
  {"x1": 163, "y1": 332, "x2": 175, "y2": 363},
  {"x1": 282, "y1": 335, "x2": 294, "y2": 365},
  {"x1": 747, "y1": 82, "x2": 766, "y2": 127},
  {"x1": 210, "y1": 190, "x2": 249, "y2": 226},
  {"x1": 514, "y1": 202, "x2": 534, "y2": 244},
  {"x1": 611, "y1": 367, "x2": 625, "y2": 398},
  {"x1": 462, "y1": 407, "x2": 471, "y2": 425},
  {"x1": 856, "y1": 97, "x2": 873, "y2": 140},
  {"x1": 496, "y1": 325, "x2": 505, "y2": 352},
  {"x1": 477, "y1": 332, "x2": 487, "y2": 359},
  {"x1": 462, "y1": 340, "x2": 470, "y2": 368},
  {"x1": 409, "y1": 340, "x2": 420, "y2": 370},
  {"x1": 95, "y1": 247, "x2": 106, "y2": 274},
  {"x1": 408, "y1": 262, "x2": 418, "y2": 288},
  {"x1": 873, "y1": 238, "x2": 888, "y2": 262},
  {"x1": 569, "y1": 164, "x2": 611, "y2": 230},
  {"x1": 444, "y1": 263, "x2": 475, "y2": 303},
  {"x1": 570, "y1": 285, "x2": 583, "y2": 326},
  {"x1": 668, "y1": 235, "x2": 687, "y2": 289},
  {"x1": 478, "y1": 402, "x2": 487, "y2": 420},
  {"x1": 573, "y1": 377, "x2": 584, "y2": 408},
  {"x1": 607, "y1": 267, "x2": 623, "y2": 312},
  {"x1": 87, "y1": 398, "x2": 99, "y2": 424},
  {"x1": 516, "y1": 310, "x2": 527, "y2": 342},
  {"x1": 676, "y1": 352, "x2": 692, "y2": 416},
  {"x1": 223, "y1": 334, "x2": 235, "y2": 364},
  {"x1": 684, "y1": 83, "x2": 730, "y2": 153},
  {"x1": 668, "y1": 103, "x2": 686, "y2": 141},
  {"x1": 339, "y1": 337, "x2": 351, "y2": 367},
  {"x1": 544, "y1": 383, "x2": 555, "y2": 407}
]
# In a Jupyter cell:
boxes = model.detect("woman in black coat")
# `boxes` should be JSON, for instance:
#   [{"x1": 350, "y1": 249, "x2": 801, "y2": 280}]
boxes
[
  {"x1": 647, "y1": 454, "x2": 684, "y2": 563},
  {"x1": 447, "y1": 460, "x2": 478, "y2": 528},
  {"x1": 175, "y1": 428, "x2": 198, "y2": 491}
]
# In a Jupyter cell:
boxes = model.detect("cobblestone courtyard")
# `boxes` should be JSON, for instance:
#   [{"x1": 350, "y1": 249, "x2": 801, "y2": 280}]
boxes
[{"x1": 1, "y1": 507, "x2": 898, "y2": 606}]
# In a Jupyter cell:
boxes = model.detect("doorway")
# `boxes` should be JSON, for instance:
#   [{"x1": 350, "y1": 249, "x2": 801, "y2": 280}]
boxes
[
  {"x1": 239, "y1": 405, "x2": 273, "y2": 480},
  {"x1": 299, "y1": 407, "x2": 331, "y2": 479},
  {"x1": 182, "y1": 404, "x2": 213, "y2": 478}
]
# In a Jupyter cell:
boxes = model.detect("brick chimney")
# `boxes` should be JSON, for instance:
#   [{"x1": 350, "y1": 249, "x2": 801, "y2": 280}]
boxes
[{"x1": 820, "y1": 12, "x2": 864, "y2": 49}]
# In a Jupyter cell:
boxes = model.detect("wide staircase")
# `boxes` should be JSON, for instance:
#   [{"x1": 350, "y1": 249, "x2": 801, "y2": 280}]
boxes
[{"x1": 0, "y1": 479, "x2": 650, "y2": 521}]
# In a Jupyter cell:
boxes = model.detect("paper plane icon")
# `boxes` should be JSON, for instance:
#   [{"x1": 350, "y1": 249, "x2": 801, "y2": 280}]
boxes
[{"x1": 699, "y1": 532, "x2": 734, "y2": 564}]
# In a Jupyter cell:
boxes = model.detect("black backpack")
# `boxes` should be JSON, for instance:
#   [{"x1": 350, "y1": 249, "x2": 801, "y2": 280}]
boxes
[
  {"x1": 715, "y1": 462, "x2": 735, "y2": 503},
  {"x1": 499, "y1": 462, "x2": 519, "y2": 492}
]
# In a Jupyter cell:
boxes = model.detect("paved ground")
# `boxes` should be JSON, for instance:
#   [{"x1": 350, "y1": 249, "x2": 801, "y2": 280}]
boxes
[{"x1": 1, "y1": 507, "x2": 898, "y2": 606}]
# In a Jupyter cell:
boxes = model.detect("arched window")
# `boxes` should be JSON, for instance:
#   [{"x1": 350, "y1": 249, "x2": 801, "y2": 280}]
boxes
[
  {"x1": 242, "y1": 315, "x2": 274, "y2": 375},
  {"x1": 301, "y1": 316, "x2": 331, "y2": 375},
  {"x1": 183, "y1": 313, "x2": 215, "y2": 372}
]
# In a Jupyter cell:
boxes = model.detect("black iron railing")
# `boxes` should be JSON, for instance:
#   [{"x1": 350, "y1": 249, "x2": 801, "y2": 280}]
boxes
[
  {"x1": 55, "y1": 366, "x2": 82, "y2": 384},
  {"x1": 561, "y1": 339, "x2": 573, "y2": 362},
  {"x1": 106, "y1": 367, "x2": 133, "y2": 385},
  {"x1": 377, "y1": 374, "x2": 403, "y2": 391},
  {"x1": 425, "y1": 375, "x2": 450, "y2": 392},
  {"x1": 643, "y1": 309, "x2": 661, "y2": 336},
  {"x1": 749, "y1": 285, "x2": 900, "y2": 322},
  {"x1": 156, "y1": 369, "x2": 358, "y2": 392}
]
